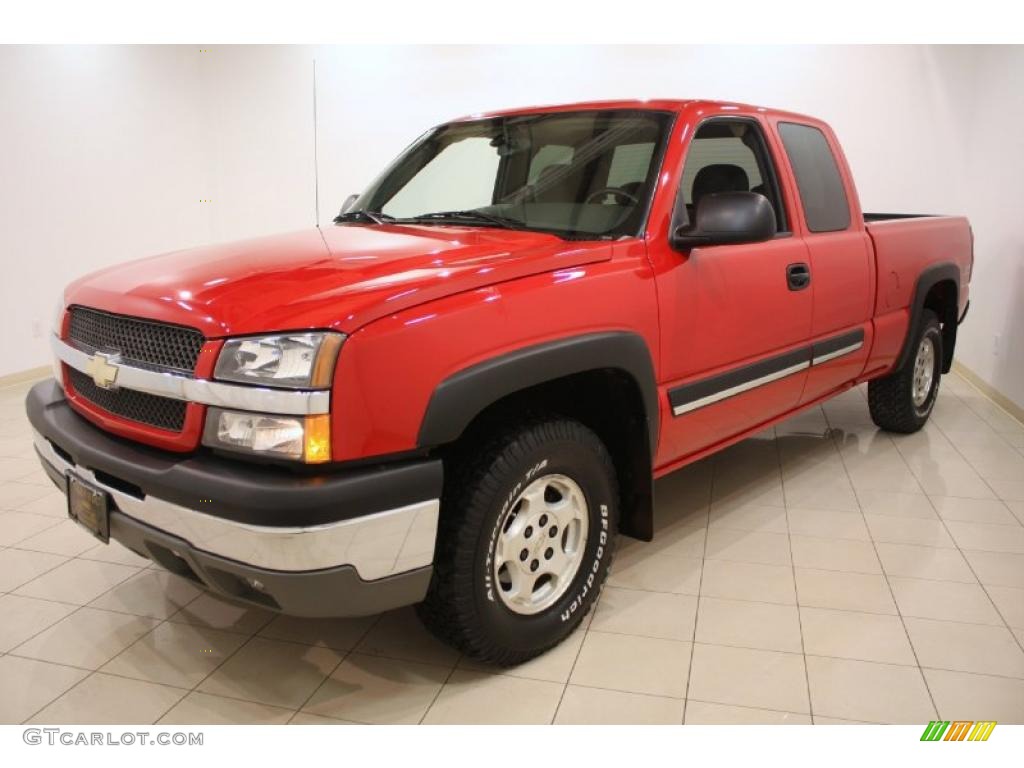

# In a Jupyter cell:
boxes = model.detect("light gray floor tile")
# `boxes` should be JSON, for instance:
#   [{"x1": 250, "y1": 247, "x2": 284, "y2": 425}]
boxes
[
  {"x1": 0, "y1": 655, "x2": 89, "y2": 723},
  {"x1": 695, "y1": 596, "x2": 802, "y2": 653},
  {"x1": 590, "y1": 587, "x2": 697, "y2": 641},
  {"x1": 423, "y1": 670, "x2": 563, "y2": 724},
  {"x1": 556, "y1": 685, "x2": 685, "y2": 724},
  {"x1": 159, "y1": 691, "x2": 295, "y2": 725},
  {"x1": 198, "y1": 637, "x2": 342, "y2": 709},
  {"x1": 1, "y1": 371, "x2": 1021, "y2": 725},
  {"x1": 570, "y1": 631, "x2": 691, "y2": 698},
  {"x1": 28, "y1": 672, "x2": 186, "y2": 724},
  {"x1": 12, "y1": 606, "x2": 159, "y2": 669},
  {"x1": 687, "y1": 643, "x2": 809, "y2": 714},
  {"x1": 904, "y1": 617, "x2": 1024, "y2": 678},
  {"x1": 684, "y1": 700, "x2": 810, "y2": 724},
  {"x1": 0, "y1": 594, "x2": 76, "y2": 653},
  {"x1": 806, "y1": 656, "x2": 935, "y2": 723},
  {"x1": 799, "y1": 606, "x2": 916, "y2": 665},
  {"x1": 302, "y1": 653, "x2": 448, "y2": 724},
  {"x1": 923, "y1": 668, "x2": 1024, "y2": 723}
]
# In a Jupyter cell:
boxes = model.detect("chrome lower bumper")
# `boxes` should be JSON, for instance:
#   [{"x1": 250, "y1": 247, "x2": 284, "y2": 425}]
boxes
[{"x1": 33, "y1": 429, "x2": 439, "y2": 581}]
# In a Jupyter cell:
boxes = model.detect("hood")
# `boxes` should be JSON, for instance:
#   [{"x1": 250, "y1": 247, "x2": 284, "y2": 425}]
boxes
[{"x1": 64, "y1": 224, "x2": 612, "y2": 337}]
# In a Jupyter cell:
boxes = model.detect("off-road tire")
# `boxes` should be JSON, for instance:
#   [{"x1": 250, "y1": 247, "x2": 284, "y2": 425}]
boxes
[
  {"x1": 869, "y1": 309, "x2": 943, "y2": 433},
  {"x1": 416, "y1": 417, "x2": 619, "y2": 666}
]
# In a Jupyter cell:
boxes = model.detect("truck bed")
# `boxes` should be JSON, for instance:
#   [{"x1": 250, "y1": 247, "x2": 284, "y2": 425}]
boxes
[
  {"x1": 865, "y1": 212, "x2": 972, "y2": 330},
  {"x1": 864, "y1": 212, "x2": 937, "y2": 222}
]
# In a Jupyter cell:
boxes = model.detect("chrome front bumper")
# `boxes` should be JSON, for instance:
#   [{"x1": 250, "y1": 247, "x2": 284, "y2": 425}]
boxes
[{"x1": 32, "y1": 428, "x2": 439, "y2": 581}]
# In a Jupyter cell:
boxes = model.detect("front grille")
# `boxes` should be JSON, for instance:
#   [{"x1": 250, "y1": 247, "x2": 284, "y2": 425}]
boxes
[
  {"x1": 68, "y1": 368, "x2": 188, "y2": 432},
  {"x1": 68, "y1": 306, "x2": 204, "y2": 373}
]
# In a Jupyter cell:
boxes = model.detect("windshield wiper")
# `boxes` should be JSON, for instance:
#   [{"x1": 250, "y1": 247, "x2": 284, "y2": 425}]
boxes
[
  {"x1": 402, "y1": 210, "x2": 526, "y2": 230},
  {"x1": 334, "y1": 209, "x2": 395, "y2": 225}
]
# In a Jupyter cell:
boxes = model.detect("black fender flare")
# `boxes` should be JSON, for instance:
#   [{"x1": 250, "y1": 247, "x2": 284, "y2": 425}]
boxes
[
  {"x1": 416, "y1": 331, "x2": 659, "y2": 454},
  {"x1": 894, "y1": 262, "x2": 960, "y2": 374}
]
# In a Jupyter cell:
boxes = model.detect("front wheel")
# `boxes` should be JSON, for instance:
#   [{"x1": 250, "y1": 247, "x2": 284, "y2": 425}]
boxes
[
  {"x1": 868, "y1": 308, "x2": 943, "y2": 433},
  {"x1": 417, "y1": 418, "x2": 619, "y2": 666}
]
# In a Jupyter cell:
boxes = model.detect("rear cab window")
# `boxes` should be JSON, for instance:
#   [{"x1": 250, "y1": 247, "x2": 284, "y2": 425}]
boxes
[{"x1": 778, "y1": 122, "x2": 851, "y2": 233}]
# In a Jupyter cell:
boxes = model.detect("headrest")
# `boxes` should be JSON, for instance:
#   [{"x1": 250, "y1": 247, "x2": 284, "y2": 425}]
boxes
[{"x1": 692, "y1": 164, "x2": 750, "y2": 205}]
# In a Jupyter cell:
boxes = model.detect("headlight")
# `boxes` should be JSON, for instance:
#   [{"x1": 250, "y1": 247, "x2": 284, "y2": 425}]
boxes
[
  {"x1": 202, "y1": 408, "x2": 331, "y2": 463},
  {"x1": 214, "y1": 332, "x2": 344, "y2": 389}
]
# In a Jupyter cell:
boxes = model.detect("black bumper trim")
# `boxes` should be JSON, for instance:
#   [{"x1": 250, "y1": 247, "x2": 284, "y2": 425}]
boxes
[{"x1": 26, "y1": 379, "x2": 443, "y2": 529}]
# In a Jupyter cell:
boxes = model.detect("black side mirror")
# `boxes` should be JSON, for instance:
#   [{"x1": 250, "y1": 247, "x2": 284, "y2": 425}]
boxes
[
  {"x1": 339, "y1": 194, "x2": 360, "y2": 215},
  {"x1": 670, "y1": 192, "x2": 777, "y2": 251}
]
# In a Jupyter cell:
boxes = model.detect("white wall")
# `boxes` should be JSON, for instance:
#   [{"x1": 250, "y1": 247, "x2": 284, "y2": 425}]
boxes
[
  {"x1": 0, "y1": 46, "x2": 211, "y2": 375},
  {"x1": 314, "y1": 45, "x2": 980, "y2": 221},
  {"x1": 1, "y1": 45, "x2": 1020, "y2": 409},
  {"x1": 197, "y1": 45, "x2": 316, "y2": 242},
  {"x1": 953, "y1": 46, "x2": 1024, "y2": 409}
]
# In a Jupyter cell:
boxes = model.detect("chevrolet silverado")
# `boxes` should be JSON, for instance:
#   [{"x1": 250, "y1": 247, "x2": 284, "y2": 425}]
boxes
[{"x1": 27, "y1": 100, "x2": 973, "y2": 664}]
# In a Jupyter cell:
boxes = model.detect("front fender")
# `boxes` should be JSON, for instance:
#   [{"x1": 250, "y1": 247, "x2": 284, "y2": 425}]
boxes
[{"x1": 417, "y1": 331, "x2": 659, "y2": 454}]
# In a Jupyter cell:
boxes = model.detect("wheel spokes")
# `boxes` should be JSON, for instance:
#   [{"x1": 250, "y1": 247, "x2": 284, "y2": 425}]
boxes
[{"x1": 492, "y1": 473, "x2": 590, "y2": 615}]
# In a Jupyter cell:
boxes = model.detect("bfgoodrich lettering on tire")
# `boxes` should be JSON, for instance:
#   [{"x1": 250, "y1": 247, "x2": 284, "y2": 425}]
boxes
[
  {"x1": 869, "y1": 308, "x2": 943, "y2": 433},
  {"x1": 416, "y1": 418, "x2": 619, "y2": 666}
]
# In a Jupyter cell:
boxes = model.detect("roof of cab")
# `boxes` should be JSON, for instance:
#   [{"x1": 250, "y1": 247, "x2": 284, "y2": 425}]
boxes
[{"x1": 451, "y1": 98, "x2": 822, "y2": 126}]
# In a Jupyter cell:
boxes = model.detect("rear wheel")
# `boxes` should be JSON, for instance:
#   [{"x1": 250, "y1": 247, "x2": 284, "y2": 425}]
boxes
[
  {"x1": 417, "y1": 418, "x2": 619, "y2": 666},
  {"x1": 869, "y1": 309, "x2": 943, "y2": 433}
]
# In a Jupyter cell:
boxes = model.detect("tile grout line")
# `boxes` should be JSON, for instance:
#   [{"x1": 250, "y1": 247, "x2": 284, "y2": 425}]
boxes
[
  {"x1": 14, "y1": 569, "x2": 174, "y2": 723},
  {"x1": 548, "y1": 611, "x2": 591, "y2": 724},
  {"x1": 14, "y1": 631, "x2": 1022, "y2": 689},
  {"x1": 416, "y1": 653, "x2": 463, "y2": 724},
  {"x1": 284, "y1": 612, "x2": 384, "y2": 725},
  {"x1": 926, "y1": 388, "x2": 1024, "y2": 658},
  {"x1": 555, "y1": 457, "x2": 713, "y2": 724},
  {"x1": 775, "y1": 419, "x2": 816, "y2": 723},
  {"x1": 827, "y1": 406, "x2": 941, "y2": 719},
  {"x1": 143, "y1": 600, "x2": 284, "y2": 724},
  {"x1": 679, "y1": 453, "x2": 713, "y2": 725},
  {"x1": 0, "y1": 513, "x2": 65, "y2": 548},
  {"x1": 14, "y1": 559, "x2": 214, "y2": 724}
]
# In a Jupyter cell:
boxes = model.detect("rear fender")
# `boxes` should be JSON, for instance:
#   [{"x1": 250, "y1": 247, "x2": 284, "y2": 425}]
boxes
[{"x1": 895, "y1": 263, "x2": 960, "y2": 373}]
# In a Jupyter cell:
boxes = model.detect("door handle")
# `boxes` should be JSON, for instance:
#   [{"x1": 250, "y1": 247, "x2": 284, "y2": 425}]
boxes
[{"x1": 786, "y1": 262, "x2": 811, "y2": 291}]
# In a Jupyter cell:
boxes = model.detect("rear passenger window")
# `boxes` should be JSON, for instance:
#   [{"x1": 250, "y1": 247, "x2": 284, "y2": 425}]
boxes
[{"x1": 778, "y1": 123, "x2": 851, "y2": 233}]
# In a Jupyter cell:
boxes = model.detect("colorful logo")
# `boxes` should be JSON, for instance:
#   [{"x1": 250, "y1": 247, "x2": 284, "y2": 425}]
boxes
[{"x1": 921, "y1": 721, "x2": 997, "y2": 741}]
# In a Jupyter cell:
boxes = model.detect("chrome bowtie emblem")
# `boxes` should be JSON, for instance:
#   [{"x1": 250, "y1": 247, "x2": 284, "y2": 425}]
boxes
[{"x1": 85, "y1": 352, "x2": 121, "y2": 390}]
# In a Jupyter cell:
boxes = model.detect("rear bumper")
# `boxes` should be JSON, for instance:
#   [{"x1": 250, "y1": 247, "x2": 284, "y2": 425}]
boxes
[{"x1": 26, "y1": 379, "x2": 440, "y2": 617}]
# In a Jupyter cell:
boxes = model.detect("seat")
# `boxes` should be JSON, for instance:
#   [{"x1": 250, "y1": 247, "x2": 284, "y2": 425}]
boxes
[
  {"x1": 691, "y1": 164, "x2": 750, "y2": 208},
  {"x1": 531, "y1": 163, "x2": 583, "y2": 203}
]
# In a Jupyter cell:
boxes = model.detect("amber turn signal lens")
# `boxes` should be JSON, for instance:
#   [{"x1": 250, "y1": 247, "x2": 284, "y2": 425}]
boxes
[
  {"x1": 303, "y1": 414, "x2": 332, "y2": 463},
  {"x1": 310, "y1": 333, "x2": 344, "y2": 388}
]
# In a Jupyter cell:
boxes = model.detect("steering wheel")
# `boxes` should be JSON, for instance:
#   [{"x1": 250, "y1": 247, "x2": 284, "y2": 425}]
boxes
[{"x1": 585, "y1": 187, "x2": 641, "y2": 206}]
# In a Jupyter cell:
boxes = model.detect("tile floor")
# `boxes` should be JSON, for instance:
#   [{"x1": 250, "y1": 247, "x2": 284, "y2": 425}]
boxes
[{"x1": 2, "y1": 372, "x2": 1024, "y2": 725}]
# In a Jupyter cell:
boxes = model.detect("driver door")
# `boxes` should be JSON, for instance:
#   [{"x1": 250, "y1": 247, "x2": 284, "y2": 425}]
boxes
[{"x1": 654, "y1": 116, "x2": 814, "y2": 464}]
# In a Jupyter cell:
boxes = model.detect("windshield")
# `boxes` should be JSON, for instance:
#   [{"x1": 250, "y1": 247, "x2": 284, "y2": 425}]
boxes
[{"x1": 345, "y1": 109, "x2": 674, "y2": 240}]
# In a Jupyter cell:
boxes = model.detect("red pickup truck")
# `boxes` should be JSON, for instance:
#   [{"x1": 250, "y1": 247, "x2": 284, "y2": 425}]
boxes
[{"x1": 27, "y1": 99, "x2": 972, "y2": 665}]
